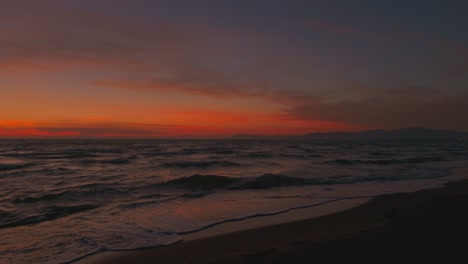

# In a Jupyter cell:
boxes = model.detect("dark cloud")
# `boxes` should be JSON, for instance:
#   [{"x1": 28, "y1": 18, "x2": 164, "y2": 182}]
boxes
[
  {"x1": 285, "y1": 88, "x2": 468, "y2": 131},
  {"x1": 0, "y1": 0, "x2": 193, "y2": 71}
]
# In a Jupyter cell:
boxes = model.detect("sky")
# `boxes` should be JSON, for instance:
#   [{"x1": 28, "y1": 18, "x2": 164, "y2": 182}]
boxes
[{"x1": 1, "y1": 0, "x2": 467, "y2": 138}]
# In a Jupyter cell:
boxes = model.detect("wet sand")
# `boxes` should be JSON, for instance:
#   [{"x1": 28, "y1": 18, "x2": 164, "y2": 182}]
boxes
[{"x1": 79, "y1": 169, "x2": 468, "y2": 264}]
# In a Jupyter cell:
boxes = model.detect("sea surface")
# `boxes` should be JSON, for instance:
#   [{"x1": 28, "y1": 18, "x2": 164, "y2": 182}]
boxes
[{"x1": 1, "y1": 139, "x2": 468, "y2": 263}]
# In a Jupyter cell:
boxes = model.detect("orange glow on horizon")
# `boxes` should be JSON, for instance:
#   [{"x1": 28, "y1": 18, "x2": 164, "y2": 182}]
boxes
[
  {"x1": 0, "y1": 128, "x2": 81, "y2": 138},
  {"x1": 0, "y1": 115, "x2": 365, "y2": 138}
]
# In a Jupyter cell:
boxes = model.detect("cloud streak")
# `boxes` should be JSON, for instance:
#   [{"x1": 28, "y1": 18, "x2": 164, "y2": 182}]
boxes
[
  {"x1": 285, "y1": 88, "x2": 468, "y2": 131},
  {"x1": 0, "y1": 0, "x2": 193, "y2": 74}
]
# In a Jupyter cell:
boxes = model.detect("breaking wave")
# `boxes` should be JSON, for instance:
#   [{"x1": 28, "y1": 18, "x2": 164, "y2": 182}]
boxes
[
  {"x1": 160, "y1": 174, "x2": 241, "y2": 190},
  {"x1": 158, "y1": 168, "x2": 452, "y2": 191},
  {"x1": 230, "y1": 174, "x2": 307, "y2": 189}
]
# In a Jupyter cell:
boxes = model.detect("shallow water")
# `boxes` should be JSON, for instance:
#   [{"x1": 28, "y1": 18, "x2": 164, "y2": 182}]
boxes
[{"x1": 1, "y1": 139, "x2": 468, "y2": 263}]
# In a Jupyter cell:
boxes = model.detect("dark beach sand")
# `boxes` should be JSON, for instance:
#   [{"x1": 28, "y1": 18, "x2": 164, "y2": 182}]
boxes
[{"x1": 80, "y1": 169, "x2": 468, "y2": 264}]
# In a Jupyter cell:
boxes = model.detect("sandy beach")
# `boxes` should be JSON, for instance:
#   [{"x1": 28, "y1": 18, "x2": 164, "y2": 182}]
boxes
[{"x1": 78, "y1": 168, "x2": 468, "y2": 264}]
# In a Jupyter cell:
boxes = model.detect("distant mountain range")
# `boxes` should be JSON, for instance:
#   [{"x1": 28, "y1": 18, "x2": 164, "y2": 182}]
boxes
[{"x1": 233, "y1": 128, "x2": 468, "y2": 140}]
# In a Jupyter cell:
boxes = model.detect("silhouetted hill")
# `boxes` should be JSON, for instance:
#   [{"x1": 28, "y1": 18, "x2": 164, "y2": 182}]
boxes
[
  {"x1": 233, "y1": 128, "x2": 468, "y2": 140},
  {"x1": 231, "y1": 134, "x2": 272, "y2": 139}
]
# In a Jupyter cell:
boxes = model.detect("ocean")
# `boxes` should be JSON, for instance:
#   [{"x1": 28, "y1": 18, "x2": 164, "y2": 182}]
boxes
[{"x1": 1, "y1": 139, "x2": 468, "y2": 263}]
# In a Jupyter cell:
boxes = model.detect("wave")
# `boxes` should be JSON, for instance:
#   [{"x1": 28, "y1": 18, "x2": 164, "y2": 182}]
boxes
[
  {"x1": 313, "y1": 170, "x2": 450, "y2": 185},
  {"x1": 138, "y1": 193, "x2": 168, "y2": 199},
  {"x1": 368, "y1": 151, "x2": 401, "y2": 157},
  {"x1": 0, "y1": 204, "x2": 98, "y2": 229},
  {"x1": 325, "y1": 159, "x2": 356, "y2": 165},
  {"x1": 279, "y1": 153, "x2": 308, "y2": 159},
  {"x1": 159, "y1": 160, "x2": 242, "y2": 169},
  {"x1": 180, "y1": 147, "x2": 241, "y2": 155},
  {"x1": 230, "y1": 174, "x2": 307, "y2": 190},
  {"x1": 159, "y1": 174, "x2": 241, "y2": 190},
  {"x1": 180, "y1": 192, "x2": 209, "y2": 199},
  {"x1": 159, "y1": 173, "x2": 310, "y2": 191},
  {"x1": 118, "y1": 192, "x2": 211, "y2": 210},
  {"x1": 13, "y1": 192, "x2": 67, "y2": 204},
  {"x1": 278, "y1": 153, "x2": 323, "y2": 159},
  {"x1": 240, "y1": 152, "x2": 275, "y2": 158},
  {"x1": 147, "y1": 148, "x2": 240, "y2": 157},
  {"x1": 118, "y1": 199, "x2": 167, "y2": 210},
  {"x1": 79, "y1": 156, "x2": 138, "y2": 165},
  {"x1": 103, "y1": 156, "x2": 138, "y2": 165},
  {"x1": 309, "y1": 154, "x2": 325, "y2": 158},
  {"x1": 325, "y1": 156, "x2": 445, "y2": 166},
  {"x1": 0, "y1": 162, "x2": 35, "y2": 171},
  {"x1": 12, "y1": 185, "x2": 131, "y2": 204},
  {"x1": 0, "y1": 209, "x2": 16, "y2": 224},
  {"x1": 158, "y1": 167, "x2": 451, "y2": 192},
  {"x1": 4, "y1": 151, "x2": 98, "y2": 160},
  {"x1": 0, "y1": 167, "x2": 78, "y2": 179},
  {"x1": 210, "y1": 149, "x2": 240, "y2": 155},
  {"x1": 142, "y1": 151, "x2": 166, "y2": 157}
]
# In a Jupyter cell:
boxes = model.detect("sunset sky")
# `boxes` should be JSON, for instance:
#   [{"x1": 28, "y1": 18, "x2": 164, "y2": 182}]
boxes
[{"x1": 1, "y1": 0, "x2": 467, "y2": 138}]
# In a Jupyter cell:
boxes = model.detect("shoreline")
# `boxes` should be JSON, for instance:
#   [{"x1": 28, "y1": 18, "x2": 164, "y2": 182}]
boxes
[
  {"x1": 183, "y1": 197, "x2": 371, "y2": 241},
  {"x1": 78, "y1": 168, "x2": 468, "y2": 264}
]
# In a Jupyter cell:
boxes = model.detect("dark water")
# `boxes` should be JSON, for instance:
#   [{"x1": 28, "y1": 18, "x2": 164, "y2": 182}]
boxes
[{"x1": 1, "y1": 139, "x2": 467, "y2": 263}]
